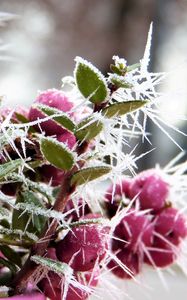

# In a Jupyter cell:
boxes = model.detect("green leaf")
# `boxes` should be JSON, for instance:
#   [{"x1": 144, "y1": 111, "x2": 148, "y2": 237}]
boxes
[
  {"x1": 109, "y1": 75, "x2": 133, "y2": 89},
  {"x1": 110, "y1": 64, "x2": 123, "y2": 75},
  {"x1": 31, "y1": 255, "x2": 73, "y2": 276},
  {"x1": 0, "y1": 159, "x2": 22, "y2": 180},
  {"x1": 12, "y1": 190, "x2": 46, "y2": 234},
  {"x1": 127, "y1": 63, "x2": 140, "y2": 72},
  {"x1": 0, "y1": 258, "x2": 17, "y2": 274},
  {"x1": 71, "y1": 166, "x2": 111, "y2": 186},
  {"x1": 102, "y1": 100, "x2": 147, "y2": 118},
  {"x1": 0, "y1": 245, "x2": 22, "y2": 267},
  {"x1": 40, "y1": 136, "x2": 75, "y2": 170},
  {"x1": 75, "y1": 117, "x2": 103, "y2": 141},
  {"x1": 75, "y1": 57, "x2": 109, "y2": 104},
  {"x1": 35, "y1": 104, "x2": 75, "y2": 132}
]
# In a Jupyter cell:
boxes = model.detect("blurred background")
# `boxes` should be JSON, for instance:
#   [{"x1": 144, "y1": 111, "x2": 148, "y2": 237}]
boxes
[{"x1": 0, "y1": 0, "x2": 187, "y2": 299}]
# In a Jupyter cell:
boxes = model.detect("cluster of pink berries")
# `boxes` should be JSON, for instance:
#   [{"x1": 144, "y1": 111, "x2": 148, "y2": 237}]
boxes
[
  {"x1": 105, "y1": 170, "x2": 187, "y2": 278},
  {"x1": 1, "y1": 87, "x2": 187, "y2": 300}
]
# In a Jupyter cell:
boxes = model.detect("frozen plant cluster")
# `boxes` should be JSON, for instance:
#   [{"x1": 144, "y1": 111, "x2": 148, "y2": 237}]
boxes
[{"x1": 0, "y1": 25, "x2": 187, "y2": 300}]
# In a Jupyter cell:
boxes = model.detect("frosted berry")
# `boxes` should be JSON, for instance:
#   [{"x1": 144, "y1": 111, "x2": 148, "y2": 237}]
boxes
[
  {"x1": 29, "y1": 89, "x2": 74, "y2": 135},
  {"x1": 39, "y1": 268, "x2": 99, "y2": 300},
  {"x1": 144, "y1": 237, "x2": 177, "y2": 268},
  {"x1": 129, "y1": 169, "x2": 169, "y2": 211},
  {"x1": 56, "y1": 224, "x2": 108, "y2": 271},
  {"x1": 112, "y1": 210, "x2": 154, "y2": 252},
  {"x1": 154, "y1": 207, "x2": 187, "y2": 245},
  {"x1": 104, "y1": 179, "x2": 132, "y2": 217},
  {"x1": 107, "y1": 249, "x2": 140, "y2": 279}
]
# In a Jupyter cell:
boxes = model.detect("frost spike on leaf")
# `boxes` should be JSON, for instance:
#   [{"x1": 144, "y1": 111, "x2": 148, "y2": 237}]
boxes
[
  {"x1": 35, "y1": 104, "x2": 75, "y2": 132},
  {"x1": 102, "y1": 100, "x2": 147, "y2": 118},
  {"x1": 12, "y1": 190, "x2": 46, "y2": 234},
  {"x1": 74, "y1": 56, "x2": 109, "y2": 104},
  {"x1": 70, "y1": 166, "x2": 111, "y2": 186},
  {"x1": 40, "y1": 136, "x2": 75, "y2": 170},
  {"x1": 75, "y1": 116, "x2": 103, "y2": 141},
  {"x1": 31, "y1": 255, "x2": 73, "y2": 276},
  {"x1": 0, "y1": 159, "x2": 22, "y2": 180}
]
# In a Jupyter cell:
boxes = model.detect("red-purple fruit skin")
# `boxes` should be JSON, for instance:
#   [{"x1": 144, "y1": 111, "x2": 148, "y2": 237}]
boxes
[
  {"x1": 40, "y1": 266, "x2": 99, "y2": 300},
  {"x1": 112, "y1": 210, "x2": 154, "y2": 252},
  {"x1": 144, "y1": 237, "x2": 177, "y2": 268},
  {"x1": 144, "y1": 208, "x2": 187, "y2": 268},
  {"x1": 129, "y1": 170, "x2": 169, "y2": 211},
  {"x1": 29, "y1": 89, "x2": 74, "y2": 135},
  {"x1": 107, "y1": 249, "x2": 140, "y2": 279},
  {"x1": 56, "y1": 224, "x2": 108, "y2": 271},
  {"x1": 155, "y1": 207, "x2": 187, "y2": 245}
]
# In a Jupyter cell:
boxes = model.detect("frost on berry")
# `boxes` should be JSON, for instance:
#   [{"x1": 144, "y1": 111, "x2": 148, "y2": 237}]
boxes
[
  {"x1": 154, "y1": 208, "x2": 187, "y2": 245},
  {"x1": 112, "y1": 210, "x2": 154, "y2": 252},
  {"x1": 29, "y1": 89, "x2": 74, "y2": 135},
  {"x1": 144, "y1": 208, "x2": 187, "y2": 268},
  {"x1": 104, "y1": 179, "x2": 132, "y2": 218},
  {"x1": 56, "y1": 224, "x2": 108, "y2": 271},
  {"x1": 107, "y1": 249, "x2": 140, "y2": 279},
  {"x1": 144, "y1": 237, "x2": 178, "y2": 268},
  {"x1": 129, "y1": 169, "x2": 169, "y2": 211}
]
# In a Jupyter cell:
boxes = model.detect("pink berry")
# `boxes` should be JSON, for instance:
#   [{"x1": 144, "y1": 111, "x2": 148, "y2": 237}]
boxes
[
  {"x1": 29, "y1": 89, "x2": 74, "y2": 135},
  {"x1": 56, "y1": 224, "x2": 108, "y2": 271},
  {"x1": 112, "y1": 210, "x2": 154, "y2": 252},
  {"x1": 154, "y1": 207, "x2": 187, "y2": 245},
  {"x1": 144, "y1": 237, "x2": 177, "y2": 268},
  {"x1": 129, "y1": 169, "x2": 169, "y2": 211},
  {"x1": 104, "y1": 179, "x2": 132, "y2": 217},
  {"x1": 107, "y1": 249, "x2": 140, "y2": 279},
  {"x1": 39, "y1": 268, "x2": 99, "y2": 300}
]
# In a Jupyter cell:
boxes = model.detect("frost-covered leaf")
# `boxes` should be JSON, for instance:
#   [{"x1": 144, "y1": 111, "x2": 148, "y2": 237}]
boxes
[
  {"x1": 35, "y1": 104, "x2": 75, "y2": 132},
  {"x1": 102, "y1": 100, "x2": 147, "y2": 118},
  {"x1": 71, "y1": 166, "x2": 111, "y2": 186},
  {"x1": 12, "y1": 190, "x2": 46, "y2": 234},
  {"x1": 0, "y1": 245, "x2": 22, "y2": 267},
  {"x1": 127, "y1": 63, "x2": 140, "y2": 72},
  {"x1": 74, "y1": 56, "x2": 109, "y2": 104},
  {"x1": 40, "y1": 136, "x2": 75, "y2": 170},
  {"x1": 31, "y1": 255, "x2": 73, "y2": 276},
  {"x1": 109, "y1": 75, "x2": 133, "y2": 89},
  {"x1": 75, "y1": 116, "x2": 103, "y2": 141},
  {"x1": 0, "y1": 159, "x2": 22, "y2": 180}
]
